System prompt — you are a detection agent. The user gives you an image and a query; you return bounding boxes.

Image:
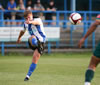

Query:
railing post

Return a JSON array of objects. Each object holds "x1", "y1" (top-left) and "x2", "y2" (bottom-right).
[
  {"x1": 56, "y1": 11, "x2": 59, "y2": 26},
  {"x1": 1, "y1": 42, "x2": 5, "y2": 56},
  {"x1": 24, "y1": 0, "x2": 26, "y2": 6},
  {"x1": 70, "y1": 25, "x2": 74, "y2": 46},
  {"x1": 89, "y1": 0, "x2": 92, "y2": 20},
  {"x1": 63, "y1": 0, "x2": 67, "y2": 29},
  {"x1": 0, "y1": 10, "x2": 4, "y2": 27},
  {"x1": 83, "y1": 13, "x2": 88, "y2": 48},
  {"x1": 63, "y1": 12, "x2": 67, "y2": 29},
  {"x1": 48, "y1": 42, "x2": 51, "y2": 54},
  {"x1": 56, "y1": 41, "x2": 59, "y2": 48}
]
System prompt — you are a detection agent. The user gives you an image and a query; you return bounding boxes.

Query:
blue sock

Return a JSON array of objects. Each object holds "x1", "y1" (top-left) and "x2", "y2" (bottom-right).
[{"x1": 27, "y1": 63, "x2": 37, "y2": 77}]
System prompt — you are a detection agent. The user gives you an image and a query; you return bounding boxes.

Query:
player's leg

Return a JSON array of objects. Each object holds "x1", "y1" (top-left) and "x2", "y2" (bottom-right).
[
  {"x1": 27, "y1": 49, "x2": 40, "y2": 77},
  {"x1": 85, "y1": 56, "x2": 100, "y2": 85},
  {"x1": 32, "y1": 49, "x2": 40, "y2": 64},
  {"x1": 24, "y1": 36, "x2": 43, "y2": 81},
  {"x1": 24, "y1": 49, "x2": 40, "y2": 81},
  {"x1": 85, "y1": 42, "x2": 100, "y2": 85}
]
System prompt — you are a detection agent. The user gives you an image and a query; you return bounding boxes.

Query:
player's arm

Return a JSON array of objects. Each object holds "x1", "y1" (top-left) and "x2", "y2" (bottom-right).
[
  {"x1": 78, "y1": 20, "x2": 100, "y2": 48},
  {"x1": 31, "y1": 20, "x2": 41, "y2": 25},
  {"x1": 17, "y1": 30, "x2": 26, "y2": 43},
  {"x1": 84, "y1": 20, "x2": 100, "y2": 39},
  {"x1": 26, "y1": 19, "x2": 41, "y2": 25}
]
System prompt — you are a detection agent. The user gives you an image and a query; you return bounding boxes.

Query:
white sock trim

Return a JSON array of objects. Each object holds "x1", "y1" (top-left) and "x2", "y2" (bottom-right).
[
  {"x1": 26, "y1": 75, "x2": 30, "y2": 79},
  {"x1": 87, "y1": 68, "x2": 94, "y2": 71},
  {"x1": 85, "y1": 82, "x2": 91, "y2": 85}
]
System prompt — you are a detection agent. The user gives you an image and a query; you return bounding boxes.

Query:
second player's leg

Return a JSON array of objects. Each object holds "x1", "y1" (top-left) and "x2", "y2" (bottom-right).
[
  {"x1": 85, "y1": 55, "x2": 100, "y2": 85},
  {"x1": 88, "y1": 56, "x2": 100, "y2": 71}
]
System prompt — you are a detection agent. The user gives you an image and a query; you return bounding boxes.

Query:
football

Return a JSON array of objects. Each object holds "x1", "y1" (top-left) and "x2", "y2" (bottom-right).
[{"x1": 69, "y1": 13, "x2": 82, "y2": 25}]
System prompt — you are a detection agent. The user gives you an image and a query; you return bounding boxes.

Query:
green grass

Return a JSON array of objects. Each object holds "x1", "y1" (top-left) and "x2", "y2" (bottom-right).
[{"x1": 0, "y1": 53, "x2": 100, "y2": 85}]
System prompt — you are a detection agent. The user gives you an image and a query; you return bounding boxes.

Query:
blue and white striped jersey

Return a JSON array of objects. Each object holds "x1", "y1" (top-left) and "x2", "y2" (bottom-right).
[{"x1": 23, "y1": 18, "x2": 46, "y2": 43}]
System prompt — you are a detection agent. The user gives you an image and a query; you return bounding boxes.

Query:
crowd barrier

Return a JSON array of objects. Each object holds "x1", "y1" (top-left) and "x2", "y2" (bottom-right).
[{"x1": 0, "y1": 10, "x2": 100, "y2": 55}]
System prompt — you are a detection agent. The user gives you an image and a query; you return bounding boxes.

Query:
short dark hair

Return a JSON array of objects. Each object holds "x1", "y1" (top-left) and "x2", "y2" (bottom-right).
[{"x1": 24, "y1": 10, "x2": 32, "y2": 18}]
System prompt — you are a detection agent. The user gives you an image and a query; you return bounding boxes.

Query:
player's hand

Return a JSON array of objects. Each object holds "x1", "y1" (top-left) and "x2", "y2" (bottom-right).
[
  {"x1": 17, "y1": 38, "x2": 21, "y2": 44},
  {"x1": 78, "y1": 37, "x2": 85, "y2": 48}
]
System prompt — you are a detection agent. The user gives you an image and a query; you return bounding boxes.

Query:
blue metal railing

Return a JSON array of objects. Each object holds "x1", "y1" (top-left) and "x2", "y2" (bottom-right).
[
  {"x1": 0, "y1": 10, "x2": 100, "y2": 26},
  {"x1": 0, "y1": 10, "x2": 100, "y2": 55}
]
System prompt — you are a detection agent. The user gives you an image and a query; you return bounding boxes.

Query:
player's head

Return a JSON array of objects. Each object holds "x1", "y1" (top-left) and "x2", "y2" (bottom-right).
[{"x1": 24, "y1": 10, "x2": 33, "y2": 20}]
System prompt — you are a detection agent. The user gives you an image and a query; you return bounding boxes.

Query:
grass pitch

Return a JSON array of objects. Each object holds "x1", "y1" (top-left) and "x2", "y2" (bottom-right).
[{"x1": 0, "y1": 53, "x2": 100, "y2": 85}]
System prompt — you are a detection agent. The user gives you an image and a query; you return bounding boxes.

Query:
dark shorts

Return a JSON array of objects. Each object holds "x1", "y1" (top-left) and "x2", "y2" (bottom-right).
[
  {"x1": 28, "y1": 39, "x2": 45, "y2": 55},
  {"x1": 93, "y1": 42, "x2": 100, "y2": 58}
]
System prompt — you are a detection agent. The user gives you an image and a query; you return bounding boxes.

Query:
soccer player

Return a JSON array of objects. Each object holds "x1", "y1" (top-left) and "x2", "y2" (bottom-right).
[
  {"x1": 17, "y1": 10, "x2": 46, "y2": 81},
  {"x1": 78, "y1": 14, "x2": 100, "y2": 85}
]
